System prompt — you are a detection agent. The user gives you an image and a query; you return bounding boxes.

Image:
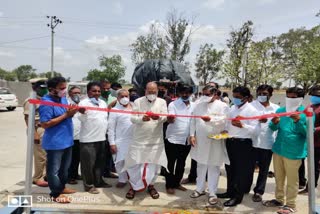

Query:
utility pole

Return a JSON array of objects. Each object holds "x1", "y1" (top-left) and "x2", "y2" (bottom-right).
[{"x1": 47, "y1": 16, "x2": 62, "y2": 78}]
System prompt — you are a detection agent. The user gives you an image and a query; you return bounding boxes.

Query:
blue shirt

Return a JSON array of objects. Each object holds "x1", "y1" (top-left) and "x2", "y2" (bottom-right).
[
  {"x1": 269, "y1": 106, "x2": 307, "y2": 159},
  {"x1": 39, "y1": 95, "x2": 74, "y2": 150}
]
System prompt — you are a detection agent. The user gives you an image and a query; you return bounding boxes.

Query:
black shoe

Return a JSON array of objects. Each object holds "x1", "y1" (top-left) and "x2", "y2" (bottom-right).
[
  {"x1": 224, "y1": 198, "x2": 241, "y2": 207},
  {"x1": 217, "y1": 192, "x2": 233, "y2": 199}
]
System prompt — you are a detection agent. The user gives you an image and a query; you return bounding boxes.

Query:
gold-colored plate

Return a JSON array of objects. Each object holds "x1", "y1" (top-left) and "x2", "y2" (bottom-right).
[{"x1": 208, "y1": 133, "x2": 229, "y2": 140}]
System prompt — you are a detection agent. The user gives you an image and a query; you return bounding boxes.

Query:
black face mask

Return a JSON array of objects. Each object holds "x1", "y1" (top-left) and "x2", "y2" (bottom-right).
[
  {"x1": 158, "y1": 91, "x2": 165, "y2": 98},
  {"x1": 130, "y1": 94, "x2": 139, "y2": 102}
]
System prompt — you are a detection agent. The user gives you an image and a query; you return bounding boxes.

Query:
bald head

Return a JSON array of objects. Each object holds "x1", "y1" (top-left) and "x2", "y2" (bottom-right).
[{"x1": 145, "y1": 82, "x2": 158, "y2": 95}]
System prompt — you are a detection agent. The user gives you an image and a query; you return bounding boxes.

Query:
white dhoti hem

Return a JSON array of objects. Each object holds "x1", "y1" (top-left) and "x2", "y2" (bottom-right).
[
  {"x1": 115, "y1": 160, "x2": 128, "y2": 183},
  {"x1": 126, "y1": 163, "x2": 160, "y2": 191},
  {"x1": 196, "y1": 163, "x2": 220, "y2": 197}
]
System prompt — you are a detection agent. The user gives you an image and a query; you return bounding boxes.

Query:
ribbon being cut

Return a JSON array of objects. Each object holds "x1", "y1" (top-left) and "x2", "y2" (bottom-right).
[{"x1": 28, "y1": 98, "x2": 313, "y2": 120}]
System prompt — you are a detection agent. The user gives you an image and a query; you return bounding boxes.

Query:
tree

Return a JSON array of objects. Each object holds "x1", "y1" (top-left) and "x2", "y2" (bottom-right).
[
  {"x1": 223, "y1": 20, "x2": 254, "y2": 86},
  {"x1": 86, "y1": 55, "x2": 126, "y2": 83},
  {"x1": 13, "y1": 65, "x2": 37, "y2": 82},
  {"x1": 130, "y1": 24, "x2": 168, "y2": 65},
  {"x1": 130, "y1": 9, "x2": 194, "y2": 65},
  {"x1": 38, "y1": 71, "x2": 62, "y2": 79},
  {"x1": 0, "y1": 68, "x2": 16, "y2": 81},
  {"x1": 195, "y1": 44, "x2": 224, "y2": 85}
]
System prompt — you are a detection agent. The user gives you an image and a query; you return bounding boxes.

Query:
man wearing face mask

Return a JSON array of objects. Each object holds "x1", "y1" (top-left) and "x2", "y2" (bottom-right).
[
  {"x1": 249, "y1": 85, "x2": 279, "y2": 202},
  {"x1": 299, "y1": 85, "x2": 320, "y2": 194},
  {"x1": 100, "y1": 80, "x2": 116, "y2": 105},
  {"x1": 165, "y1": 84, "x2": 194, "y2": 195},
  {"x1": 67, "y1": 86, "x2": 82, "y2": 185},
  {"x1": 217, "y1": 86, "x2": 260, "y2": 207},
  {"x1": 263, "y1": 87, "x2": 307, "y2": 214},
  {"x1": 23, "y1": 78, "x2": 49, "y2": 188},
  {"x1": 124, "y1": 82, "x2": 168, "y2": 200},
  {"x1": 189, "y1": 86, "x2": 229, "y2": 206},
  {"x1": 39, "y1": 77, "x2": 78, "y2": 203},
  {"x1": 108, "y1": 89, "x2": 133, "y2": 188},
  {"x1": 128, "y1": 87, "x2": 139, "y2": 103},
  {"x1": 110, "y1": 82, "x2": 122, "y2": 97},
  {"x1": 158, "y1": 82, "x2": 172, "y2": 105},
  {"x1": 78, "y1": 82, "x2": 111, "y2": 194}
]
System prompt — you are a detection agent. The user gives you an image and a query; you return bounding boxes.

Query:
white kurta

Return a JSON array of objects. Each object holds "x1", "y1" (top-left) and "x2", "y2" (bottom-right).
[
  {"x1": 124, "y1": 97, "x2": 168, "y2": 170},
  {"x1": 107, "y1": 103, "x2": 133, "y2": 163},
  {"x1": 190, "y1": 99, "x2": 230, "y2": 166}
]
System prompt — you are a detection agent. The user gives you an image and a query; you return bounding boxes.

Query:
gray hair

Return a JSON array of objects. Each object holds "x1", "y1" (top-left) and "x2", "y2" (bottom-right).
[{"x1": 116, "y1": 89, "x2": 129, "y2": 97}]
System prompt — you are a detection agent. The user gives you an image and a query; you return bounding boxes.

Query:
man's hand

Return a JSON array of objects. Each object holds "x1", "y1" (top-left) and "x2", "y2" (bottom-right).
[
  {"x1": 231, "y1": 116, "x2": 243, "y2": 128},
  {"x1": 201, "y1": 116, "x2": 211, "y2": 122},
  {"x1": 78, "y1": 107, "x2": 86, "y2": 114},
  {"x1": 142, "y1": 114, "x2": 151, "y2": 121},
  {"x1": 189, "y1": 136, "x2": 196, "y2": 147},
  {"x1": 290, "y1": 114, "x2": 300, "y2": 123},
  {"x1": 66, "y1": 107, "x2": 78, "y2": 117},
  {"x1": 151, "y1": 114, "x2": 160, "y2": 120},
  {"x1": 110, "y1": 145, "x2": 117, "y2": 154},
  {"x1": 167, "y1": 115, "x2": 176, "y2": 123},
  {"x1": 271, "y1": 116, "x2": 280, "y2": 125},
  {"x1": 259, "y1": 118, "x2": 268, "y2": 123}
]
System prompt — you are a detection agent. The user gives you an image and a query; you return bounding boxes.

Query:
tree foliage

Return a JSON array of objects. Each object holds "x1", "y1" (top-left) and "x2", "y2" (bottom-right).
[
  {"x1": 13, "y1": 65, "x2": 37, "y2": 82},
  {"x1": 86, "y1": 55, "x2": 126, "y2": 83},
  {"x1": 195, "y1": 44, "x2": 224, "y2": 85}
]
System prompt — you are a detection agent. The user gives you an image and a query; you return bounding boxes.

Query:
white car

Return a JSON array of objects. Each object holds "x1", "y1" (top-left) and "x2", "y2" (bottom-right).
[{"x1": 0, "y1": 87, "x2": 18, "y2": 111}]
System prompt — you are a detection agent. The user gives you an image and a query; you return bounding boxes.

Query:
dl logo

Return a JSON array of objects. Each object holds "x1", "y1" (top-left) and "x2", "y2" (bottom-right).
[{"x1": 8, "y1": 195, "x2": 32, "y2": 207}]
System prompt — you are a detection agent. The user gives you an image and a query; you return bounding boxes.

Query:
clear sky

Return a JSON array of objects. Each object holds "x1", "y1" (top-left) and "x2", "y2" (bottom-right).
[{"x1": 0, "y1": 0, "x2": 319, "y2": 83}]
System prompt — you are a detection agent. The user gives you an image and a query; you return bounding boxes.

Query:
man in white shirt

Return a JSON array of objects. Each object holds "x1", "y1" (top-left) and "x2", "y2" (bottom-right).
[
  {"x1": 67, "y1": 86, "x2": 82, "y2": 185},
  {"x1": 165, "y1": 84, "x2": 194, "y2": 195},
  {"x1": 250, "y1": 85, "x2": 279, "y2": 202},
  {"x1": 108, "y1": 89, "x2": 133, "y2": 188},
  {"x1": 124, "y1": 82, "x2": 168, "y2": 200},
  {"x1": 78, "y1": 82, "x2": 111, "y2": 194},
  {"x1": 217, "y1": 86, "x2": 260, "y2": 207},
  {"x1": 189, "y1": 86, "x2": 230, "y2": 206}
]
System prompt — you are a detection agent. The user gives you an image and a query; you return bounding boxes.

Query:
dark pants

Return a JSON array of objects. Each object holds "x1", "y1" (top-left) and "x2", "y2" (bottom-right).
[
  {"x1": 305, "y1": 148, "x2": 320, "y2": 188},
  {"x1": 165, "y1": 139, "x2": 191, "y2": 188},
  {"x1": 80, "y1": 141, "x2": 106, "y2": 190},
  {"x1": 253, "y1": 147, "x2": 273, "y2": 195},
  {"x1": 68, "y1": 140, "x2": 80, "y2": 180},
  {"x1": 46, "y1": 146, "x2": 72, "y2": 198},
  {"x1": 104, "y1": 136, "x2": 116, "y2": 176},
  {"x1": 187, "y1": 159, "x2": 197, "y2": 182},
  {"x1": 225, "y1": 138, "x2": 255, "y2": 201},
  {"x1": 299, "y1": 158, "x2": 307, "y2": 186}
]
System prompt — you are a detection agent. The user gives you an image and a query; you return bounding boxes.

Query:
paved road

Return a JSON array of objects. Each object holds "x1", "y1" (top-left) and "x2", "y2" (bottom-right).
[{"x1": 0, "y1": 107, "x2": 317, "y2": 213}]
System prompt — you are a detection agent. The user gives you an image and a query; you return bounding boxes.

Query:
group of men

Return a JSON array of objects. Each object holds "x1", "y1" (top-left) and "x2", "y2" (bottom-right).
[{"x1": 23, "y1": 76, "x2": 320, "y2": 214}]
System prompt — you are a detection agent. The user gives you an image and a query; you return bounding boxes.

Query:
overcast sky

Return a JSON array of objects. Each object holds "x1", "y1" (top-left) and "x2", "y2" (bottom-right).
[{"x1": 0, "y1": 0, "x2": 319, "y2": 83}]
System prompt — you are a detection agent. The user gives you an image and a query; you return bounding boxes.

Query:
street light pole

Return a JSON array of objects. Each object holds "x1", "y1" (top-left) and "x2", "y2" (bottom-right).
[{"x1": 47, "y1": 16, "x2": 62, "y2": 79}]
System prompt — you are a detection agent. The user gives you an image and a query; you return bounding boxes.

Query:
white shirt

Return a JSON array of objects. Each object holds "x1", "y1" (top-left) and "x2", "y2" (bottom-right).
[
  {"x1": 227, "y1": 102, "x2": 260, "y2": 139},
  {"x1": 67, "y1": 98, "x2": 81, "y2": 140},
  {"x1": 108, "y1": 103, "x2": 133, "y2": 163},
  {"x1": 166, "y1": 98, "x2": 194, "y2": 145},
  {"x1": 78, "y1": 97, "x2": 108, "y2": 143},
  {"x1": 251, "y1": 100, "x2": 279, "y2": 150}
]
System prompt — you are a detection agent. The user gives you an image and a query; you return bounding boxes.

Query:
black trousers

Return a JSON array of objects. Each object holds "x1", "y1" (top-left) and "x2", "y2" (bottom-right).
[
  {"x1": 253, "y1": 147, "x2": 273, "y2": 195},
  {"x1": 299, "y1": 158, "x2": 307, "y2": 186},
  {"x1": 68, "y1": 140, "x2": 80, "y2": 180},
  {"x1": 305, "y1": 147, "x2": 320, "y2": 188},
  {"x1": 104, "y1": 135, "x2": 116, "y2": 176},
  {"x1": 165, "y1": 139, "x2": 191, "y2": 188},
  {"x1": 225, "y1": 138, "x2": 255, "y2": 201},
  {"x1": 187, "y1": 159, "x2": 197, "y2": 182},
  {"x1": 80, "y1": 141, "x2": 106, "y2": 190}
]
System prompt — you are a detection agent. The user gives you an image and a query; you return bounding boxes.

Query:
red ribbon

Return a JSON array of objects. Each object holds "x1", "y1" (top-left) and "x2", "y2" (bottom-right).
[{"x1": 28, "y1": 99, "x2": 312, "y2": 120}]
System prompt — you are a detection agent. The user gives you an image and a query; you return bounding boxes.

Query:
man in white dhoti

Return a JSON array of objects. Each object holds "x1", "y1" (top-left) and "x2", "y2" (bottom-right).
[
  {"x1": 189, "y1": 85, "x2": 230, "y2": 206},
  {"x1": 108, "y1": 89, "x2": 133, "y2": 188},
  {"x1": 124, "y1": 82, "x2": 168, "y2": 199}
]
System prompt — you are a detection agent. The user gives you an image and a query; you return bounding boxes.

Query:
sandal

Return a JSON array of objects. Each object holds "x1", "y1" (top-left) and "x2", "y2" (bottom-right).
[
  {"x1": 262, "y1": 199, "x2": 283, "y2": 207},
  {"x1": 277, "y1": 205, "x2": 296, "y2": 214},
  {"x1": 125, "y1": 189, "x2": 135, "y2": 200},
  {"x1": 148, "y1": 185, "x2": 160, "y2": 199},
  {"x1": 190, "y1": 190, "x2": 206, "y2": 198},
  {"x1": 208, "y1": 196, "x2": 218, "y2": 205}
]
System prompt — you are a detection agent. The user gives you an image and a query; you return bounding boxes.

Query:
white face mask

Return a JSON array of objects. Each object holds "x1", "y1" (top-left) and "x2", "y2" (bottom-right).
[
  {"x1": 257, "y1": 96, "x2": 268, "y2": 103},
  {"x1": 146, "y1": 94, "x2": 157, "y2": 101},
  {"x1": 57, "y1": 89, "x2": 67, "y2": 98},
  {"x1": 285, "y1": 97, "x2": 303, "y2": 112},
  {"x1": 119, "y1": 97, "x2": 130, "y2": 105},
  {"x1": 199, "y1": 95, "x2": 212, "y2": 103}
]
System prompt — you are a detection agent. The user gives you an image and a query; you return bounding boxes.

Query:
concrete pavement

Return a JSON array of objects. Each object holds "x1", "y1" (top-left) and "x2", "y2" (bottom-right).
[{"x1": 0, "y1": 107, "x2": 317, "y2": 213}]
